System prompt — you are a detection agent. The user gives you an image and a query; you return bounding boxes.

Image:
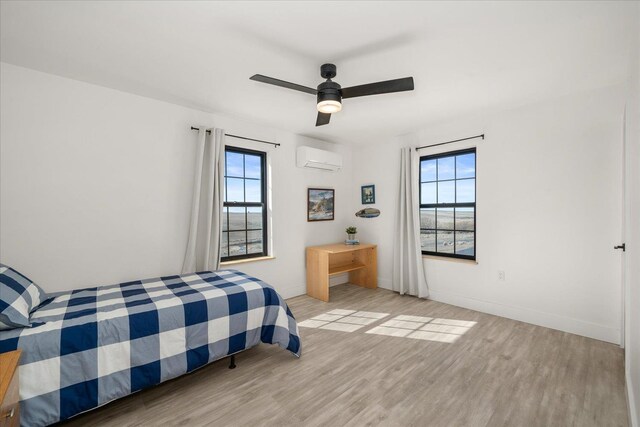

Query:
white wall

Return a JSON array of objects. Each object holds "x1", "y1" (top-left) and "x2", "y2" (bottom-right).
[
  {"x1": 351, "y1": 84, "x2": 626, "y2": 344},
  {"x1": 0, "y1": 63, "x2": 352, "y2": 299},
  {"x1": 624, "y1": 4, "x2": 640, "y2": 425}
]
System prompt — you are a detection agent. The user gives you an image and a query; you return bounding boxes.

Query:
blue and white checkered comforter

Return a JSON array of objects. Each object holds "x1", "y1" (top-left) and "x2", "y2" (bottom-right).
[{"x1": 0, "y1": 269, "x2": 301, "y2": 427}]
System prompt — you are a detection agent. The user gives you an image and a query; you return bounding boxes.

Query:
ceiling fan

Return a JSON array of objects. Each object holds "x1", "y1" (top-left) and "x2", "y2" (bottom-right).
[{"x1": 250, "y1": 64, "x2": 414, "y2": 126}]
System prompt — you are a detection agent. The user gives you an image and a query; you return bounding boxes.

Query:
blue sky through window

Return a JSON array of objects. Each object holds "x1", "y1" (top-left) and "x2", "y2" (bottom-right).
[
  {"x1": 224, "y1": 152, "x2": 262, "y2": 202},
  {"x1": 456, "y1": 179, "x2": 475, "y2": 202},
  {"x1": 438, "y1": 181, "x2": 455, "y2": 203},
  {"x1": 456, "y1": 154, "x2": 475, "y2": 178},
  {"x1": 244, "y1": 155, "x2": 261, "y2": 179},
  {"x1": 421, "y1": 159, "x2": 436, "y2": 181},
  {"x1": 437, "y1": 157, "x2": 455, "y2": 180},
  {"x1": 226, "y1": 151, "x2": 243, "y2": 177},
  {"x1": 245, "y1": 179, "x2": 261, "y2": 202},
  {"x1": 226, "y1": 178, "x2": 244, "y2": 202}
]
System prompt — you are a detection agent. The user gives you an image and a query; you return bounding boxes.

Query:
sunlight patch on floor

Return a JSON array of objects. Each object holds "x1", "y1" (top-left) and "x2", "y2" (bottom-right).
[
  {"x1": 367, "y1": 315, "x2": 477, "y2": 343},
  {"x1": 297, "y1": 310, "x2": 389, "y2": 332},
  {"x1": 298, "y1": 310, "x2": 476, "y2": 343}
]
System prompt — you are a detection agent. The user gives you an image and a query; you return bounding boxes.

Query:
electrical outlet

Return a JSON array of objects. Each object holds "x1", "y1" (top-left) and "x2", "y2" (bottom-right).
[{"x1": 498, "y1": 270, "x2": 506, "y2": 281}]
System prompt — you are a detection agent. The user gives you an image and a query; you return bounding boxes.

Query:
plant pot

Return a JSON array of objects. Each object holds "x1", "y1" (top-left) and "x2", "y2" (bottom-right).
[{"x1": 348, "y1": 234, "x2": 356, "y2": 240}]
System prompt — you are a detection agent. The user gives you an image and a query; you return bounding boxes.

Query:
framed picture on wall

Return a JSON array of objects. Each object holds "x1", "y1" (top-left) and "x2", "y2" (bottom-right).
[
  {"x1": 308, "y1": 188, "x2": 335, "y2": 221},
  {"x1": 361, "y1": 184, "x2": 375, "y2": 204}
]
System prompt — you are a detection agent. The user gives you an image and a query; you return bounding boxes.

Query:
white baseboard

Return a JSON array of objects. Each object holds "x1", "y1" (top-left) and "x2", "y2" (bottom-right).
[
  {"x1": 629, "y1": 370, "x2": 639, "y2": 427},
  {"x1": 425, "y1": 289, "x2": 620, "y2": 344},
  {"x1": 378, "y1": 277, "x2": 392, "y2": 289}
]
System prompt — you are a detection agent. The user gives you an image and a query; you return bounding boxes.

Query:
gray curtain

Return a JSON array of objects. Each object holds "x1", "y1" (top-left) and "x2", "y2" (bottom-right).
[
  {"x1": 392, "y1": 147, "x2": 429, "y2": 298},
  {"x1": 182, "y1": 128, "x2": 225, "y2": 273}
]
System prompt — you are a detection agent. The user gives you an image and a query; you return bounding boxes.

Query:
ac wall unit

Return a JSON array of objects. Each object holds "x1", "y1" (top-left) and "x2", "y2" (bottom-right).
[{"x1": 296, "y1": 146, "x2": 342, "y2": 172}]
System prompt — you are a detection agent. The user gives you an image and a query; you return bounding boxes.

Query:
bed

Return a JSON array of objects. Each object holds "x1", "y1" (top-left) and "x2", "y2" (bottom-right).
[{"x1": 0, "y1": 269, "x2": 301, "y2": 427}]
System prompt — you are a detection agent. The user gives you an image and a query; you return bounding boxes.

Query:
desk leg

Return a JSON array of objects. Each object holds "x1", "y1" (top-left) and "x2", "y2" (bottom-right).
[
  {"x1": 351, "y1": 247, "x2": 377, "y2": 289},
  {"x1": 306, "y1": 249, "x2": 330, "y2": 302}
]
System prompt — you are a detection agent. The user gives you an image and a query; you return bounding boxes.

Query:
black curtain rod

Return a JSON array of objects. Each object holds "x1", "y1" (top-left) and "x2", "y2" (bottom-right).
[
  {"x1": 190, "y1": 127, "x2": 280, "y2": 148},
  {"x1": 415, "y1": 134, "x2": 484, "y2": 151}
]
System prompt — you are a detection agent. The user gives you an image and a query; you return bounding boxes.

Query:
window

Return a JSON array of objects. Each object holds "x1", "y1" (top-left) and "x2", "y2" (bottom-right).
[
  {"x1": 419, "y1": 148, "x2": 476, "y2": 260},
  {"x1": 222, "y1": 146, "x2": 267, "y2": 261}
]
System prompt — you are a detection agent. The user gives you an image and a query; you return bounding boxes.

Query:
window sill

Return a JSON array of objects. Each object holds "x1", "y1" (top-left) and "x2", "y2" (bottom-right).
[
  {"x1": 422, "y1": 255, "x2": 478, "y2": 265},
  {"x1": 220, "y1": 256, "x2": 276, "y2": 266}
]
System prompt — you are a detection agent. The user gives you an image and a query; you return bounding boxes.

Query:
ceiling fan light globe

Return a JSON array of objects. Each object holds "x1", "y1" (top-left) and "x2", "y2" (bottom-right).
[{"x1": 317, "y1": 100, "x2": 342, "y2": 114}]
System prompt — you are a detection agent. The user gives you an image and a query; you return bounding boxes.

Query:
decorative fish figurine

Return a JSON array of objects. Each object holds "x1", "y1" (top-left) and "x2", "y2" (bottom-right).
[{"x1": 355, "y1": 208, "x2": 380, "y2": 218}]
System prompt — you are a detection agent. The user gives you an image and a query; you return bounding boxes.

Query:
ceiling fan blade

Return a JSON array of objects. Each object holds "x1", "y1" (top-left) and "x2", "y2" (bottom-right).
[
  {"x1": 250, "y1": 74, "x2": 317, "y2": 95},
  {"x1": 341, "y1": 77, "x2": 414, "y2": 99},
  {"x1": 316, "y1": 112, "x2": 331, "y2": 126}
]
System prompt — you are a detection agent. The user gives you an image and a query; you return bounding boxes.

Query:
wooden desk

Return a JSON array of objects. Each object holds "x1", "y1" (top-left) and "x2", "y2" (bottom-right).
[
  {"x1": 306, "y1": 243, "x2": 377, "y2": 302},
  {"x1": 0, "y1": 350, "x2": 21, "y2": 427}
]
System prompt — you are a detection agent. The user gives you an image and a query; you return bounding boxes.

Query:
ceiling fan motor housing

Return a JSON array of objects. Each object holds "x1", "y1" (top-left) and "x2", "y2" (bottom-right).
[
  {"x1": 320, "y1": 63, "x2": 337, "y2": 79},
  {"x1": 317, "y1": 80, "x2": 342, "y2": 104}
]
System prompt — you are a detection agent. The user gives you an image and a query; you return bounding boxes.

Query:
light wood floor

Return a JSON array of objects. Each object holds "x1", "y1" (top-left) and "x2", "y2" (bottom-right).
[{"x1": 62, "y1": 284, "x2": 628, "y2": 427}]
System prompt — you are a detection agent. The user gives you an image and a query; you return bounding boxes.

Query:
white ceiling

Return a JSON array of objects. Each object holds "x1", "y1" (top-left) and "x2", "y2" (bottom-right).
[{"x1": 1, "y1": 1, "x2": 636, "y2": 145}]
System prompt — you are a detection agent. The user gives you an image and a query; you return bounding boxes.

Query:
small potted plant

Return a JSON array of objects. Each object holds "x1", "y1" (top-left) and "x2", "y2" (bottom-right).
[{"x1": 345, "y1": 226, "x2": 357, "y2": 241}]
